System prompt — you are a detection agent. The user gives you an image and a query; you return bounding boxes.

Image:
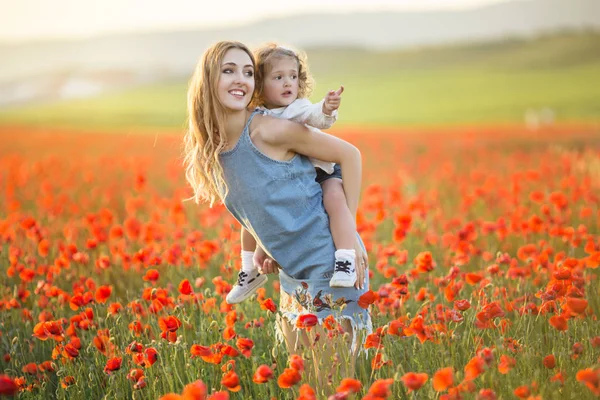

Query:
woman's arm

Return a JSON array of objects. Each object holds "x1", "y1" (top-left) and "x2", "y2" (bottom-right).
[{"x1": 262, "y1": 118, "x2": 362, "y2": 220}]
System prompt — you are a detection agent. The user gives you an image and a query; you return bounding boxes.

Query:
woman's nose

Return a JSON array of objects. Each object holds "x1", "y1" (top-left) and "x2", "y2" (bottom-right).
[{"x1": 233, "y1": 71, "x2": 246, "y2": 84}]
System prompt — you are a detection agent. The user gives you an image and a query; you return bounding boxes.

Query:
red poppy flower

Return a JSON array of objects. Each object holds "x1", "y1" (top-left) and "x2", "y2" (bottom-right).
[
  {"x1": 336, "y1": 378, "x2": 361, "y2": 394},
  {"x1": 565, "y1": 297, "x2": 588, "y2": 314},
  {"x1": 464, "y1": 356, "x2": 486, "y2": 380},
  {"x1": 191, "y1": 345, "x2": 212, "y2": 358},
  {"x1": 365, "y1": 378, "x2": 394, "y2": 398},
  {"x1": 127, "y1": 368, "x2": 144, "y2": 383},
  {"x1": 477, "y1": 388, "x2": 497, "y2": 400},
  {"x1": 465, "y1": 273, "x2": 483, "y2": 285},
  {"x1": 358, "y1": 290, "x2": 379, "y2": 309},
  {"x1": 235, "y1": 337, "x2": 254, "y2": 358},
  {"x1": 178, "y1": 279, "x2": 193, "y2": 295},
  {"x1": 260, "y1": 298, "x2": 277, "y2": 313},
  {"x1": 277, "y1": 368, "x2": 301, "y2": 389},
  {"x1": 143, "y1": 347, "x2": 158, "y2": 367},
  {"x1": 221, "y1": 370, "x2": 241, "y2": 392},
  {"x1": 60, "y1": 376, "x2": 75, "y2": 389},
  {"x1": 62, "y1": 343, "x2": 79, "y2": 359},
  {"x1": 0, "y1": 375, "x2": 18, "y2": 396},
  {"x1": 297, "y1": 384, "x2": 316, "y2": 400},
  {"x1": 223, "y1": 326, "x2": 236, "y2": 341},
  {"x1": 414, "y1": 251, "x2": 436, "y2": 273},
  {"x1": 182, "y1": 380, "x2": 207, "y2": 399},
  {"x1": 158, "y1": 316, "x2": 181, "y2": 332},
  {"x1": 220, "y1": 344, "x2": 239, "y2": 358},
  {"x1": 454, "y1": 299, "x2": 471, "y2": 311},
  {"x1": 401, "y1": 372, "x2": 428, "y2": 392},
  {"x1": 372, "y1": 352, "x2": 392, "y2": 370},
  {"x1": 108, "y1": 302, "x2": 123, "y2": 315},
  {"x1": 514, "y1": 385, "x2": 530, "y2": 398},
  {"x1": 252, "y1": 365, "x2": 273, "y2": 384},
  {"x1": 549, "y1": 315, "x2": 568, "y2": 331},
  {"x1": 323, "y1": 315, "x2": 338, "y2": 331},
  {"x1": 289, "y1": 354, "x2": 304, "y2": 372},
  {"x1": 296, "y1": 314, "x2": 318, "y2": 331},
  {"x1": 543, "y1": 354, "x2": 556, "y2": 369},
  {"x1": 498, "y1": 355, "x2": 516, "y2": 374},
  {"x1": 104, "y1": 357, "x2": 122, "y2": 374},
  {"x1": 33, "y1": 320, "x2": 64, "y2": 342},
  {"x1": 21, "y1": 363, "x2": 37, "y2": 374},
  {"x1": 551, "y1": 371, "x2": 566, "y2": 385},
  {"x1": 143, "y1": 269, "x2": 160, "y2": 282},
  {"x1": 433, "y1": 367, "x2": 454, "y2": 391}
]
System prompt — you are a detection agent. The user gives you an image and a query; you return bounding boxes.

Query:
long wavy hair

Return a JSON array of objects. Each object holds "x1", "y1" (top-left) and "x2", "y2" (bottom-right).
[
  {"x1": 183, "y1": 41, "x2": 255, "y2": 206},
  {"x1": 250, "y1": 43, "x2": 314, "y2": 109}
]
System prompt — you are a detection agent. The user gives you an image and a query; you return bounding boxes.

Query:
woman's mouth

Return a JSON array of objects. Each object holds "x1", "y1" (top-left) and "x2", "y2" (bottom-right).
[{"x1": 229, "y1": 89, "x2": 246, "y2": 99}]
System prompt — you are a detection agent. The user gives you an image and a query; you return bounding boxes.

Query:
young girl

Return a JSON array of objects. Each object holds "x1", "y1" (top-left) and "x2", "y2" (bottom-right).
[{"x1": 226, "y1": 44, "x2": 364, "y2": 304}]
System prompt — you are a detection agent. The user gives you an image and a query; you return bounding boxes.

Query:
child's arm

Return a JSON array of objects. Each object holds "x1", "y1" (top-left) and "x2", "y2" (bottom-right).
[{"x1": 283, "y1": 86, "x2": 344, "y2": 130}]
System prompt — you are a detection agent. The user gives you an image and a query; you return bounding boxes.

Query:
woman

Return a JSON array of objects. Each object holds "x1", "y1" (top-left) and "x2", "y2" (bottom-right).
[{"x1": 183, "y1": 41, "x2": 372, "y2": 393}]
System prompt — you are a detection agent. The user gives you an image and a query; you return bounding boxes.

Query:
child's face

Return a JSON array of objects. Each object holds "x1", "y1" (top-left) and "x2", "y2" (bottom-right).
[
  {"x1": 262, "y1": 57, "x2": 299, "y2": 109},
  {"x1": 217, "y1": 48, "x2": 255, "y2": 112}
]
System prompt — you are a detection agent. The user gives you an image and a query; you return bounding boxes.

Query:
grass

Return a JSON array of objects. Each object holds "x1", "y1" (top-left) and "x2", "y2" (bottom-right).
[{"x1": 0, "y1": 30, "x2": 599, "y2": 130}]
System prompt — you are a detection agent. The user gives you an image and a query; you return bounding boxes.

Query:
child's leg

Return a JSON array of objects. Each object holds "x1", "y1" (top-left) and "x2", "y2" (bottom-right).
[
  {"x1": 225, "y1": 227, "x2": 267, "y2": 304},
  {"x1": 241, "y1": 227, "x2": 257, "y2": 271},
  {"x1": 322, "y1": 178, "x2": 358, "y2": 288},
  {"x1": 321, "y1": 178, "x2": 356, "y2": 250}
]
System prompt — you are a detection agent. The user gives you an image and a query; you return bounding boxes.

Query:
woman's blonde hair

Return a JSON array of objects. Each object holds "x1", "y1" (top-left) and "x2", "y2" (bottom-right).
[
  {"x1": 251, "y1": 43, "x2": 313, "y2": 109},
  {"x1": 183, "y1": 41, "x2": 255, "y2": 206}
]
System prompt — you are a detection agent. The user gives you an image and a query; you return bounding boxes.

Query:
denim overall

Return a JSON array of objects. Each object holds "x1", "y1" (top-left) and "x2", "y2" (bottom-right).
[{"x1": 219, "y1": 109, "x2": 372, "y2": 350}]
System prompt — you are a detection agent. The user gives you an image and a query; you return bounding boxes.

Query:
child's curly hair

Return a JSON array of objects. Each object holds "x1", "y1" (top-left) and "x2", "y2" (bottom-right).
[{"x1": 251, "y1": 43, "x2": 314, "y2": 109}]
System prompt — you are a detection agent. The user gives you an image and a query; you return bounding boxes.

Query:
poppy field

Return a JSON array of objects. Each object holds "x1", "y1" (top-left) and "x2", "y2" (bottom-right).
[{"x1": 1, "y1": 124, "x2": 599, "y2": 399}]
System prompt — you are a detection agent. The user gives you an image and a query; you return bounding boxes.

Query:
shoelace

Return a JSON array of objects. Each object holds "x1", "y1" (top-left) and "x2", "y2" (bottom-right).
[
  {"x1": 334, "y1": 260, "x2": 352, "y2": 274},
  {"x1": 236, "y1": 271, "x2": 248, "y2": 286}
]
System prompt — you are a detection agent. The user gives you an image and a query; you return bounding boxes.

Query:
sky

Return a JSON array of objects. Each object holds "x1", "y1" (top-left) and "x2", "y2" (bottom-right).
[{"x1": 1, "y1": 0, "x2": 509, "y2": 42}]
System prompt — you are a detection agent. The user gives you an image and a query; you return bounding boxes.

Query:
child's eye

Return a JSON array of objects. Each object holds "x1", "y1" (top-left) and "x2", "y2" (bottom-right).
[
  {"x1": 275, "y1": 75, "x2": 282, "y2": 80},
  {"x1": 292, "y1": 75, "x2": 298, "y2": 80}
]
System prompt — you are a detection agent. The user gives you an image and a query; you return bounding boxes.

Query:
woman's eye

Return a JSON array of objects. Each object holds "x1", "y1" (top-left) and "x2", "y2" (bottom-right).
[
  {"x1": 223, "y1": 69, "x2": 232, "y2": 74},
  {"x1": 245, "y1": 71, "x2": 254, "y2": 77}
]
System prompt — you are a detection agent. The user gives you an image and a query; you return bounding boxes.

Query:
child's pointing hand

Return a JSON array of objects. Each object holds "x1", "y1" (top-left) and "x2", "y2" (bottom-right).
[{"x1": 323, "y1": 85, "x2": 344, "y2": 116}]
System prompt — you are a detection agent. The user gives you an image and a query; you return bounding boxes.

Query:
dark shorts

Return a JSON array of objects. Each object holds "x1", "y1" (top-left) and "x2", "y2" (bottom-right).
[{"x1": 315, "y1": 163, "x2": 342, "y2": 185}]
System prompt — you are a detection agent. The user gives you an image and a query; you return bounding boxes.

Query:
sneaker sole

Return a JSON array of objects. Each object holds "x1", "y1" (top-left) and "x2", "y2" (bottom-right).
[
  {"x1": 329, "y1": 279, "x2": 356, "y2": 288},
  {"x1": 226, "y1": 275, "x2": 268, "y2": 304}
]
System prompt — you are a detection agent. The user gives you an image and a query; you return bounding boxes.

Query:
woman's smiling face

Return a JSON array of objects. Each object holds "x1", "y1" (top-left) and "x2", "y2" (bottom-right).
[{"x1": 218, "y1": 48, "x2": 255, "y2": 112}]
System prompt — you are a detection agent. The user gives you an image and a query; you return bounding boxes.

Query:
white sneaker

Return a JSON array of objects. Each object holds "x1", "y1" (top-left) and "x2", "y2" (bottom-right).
[
  {"x1": 329, "y1": 259, "x2": 357, "y2": 288},
  {"x1": 226, "y1": 270, "x2": 268, "y2": 304}
]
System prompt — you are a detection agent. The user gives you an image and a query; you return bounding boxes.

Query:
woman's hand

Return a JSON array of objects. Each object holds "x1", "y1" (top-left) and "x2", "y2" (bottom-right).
[
  {"x1": 354, "y1": 239, "x2": 368, "y2": 290},
  {"x1": 253, "y1": 246, "x2": 280, "y2": 274}
]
